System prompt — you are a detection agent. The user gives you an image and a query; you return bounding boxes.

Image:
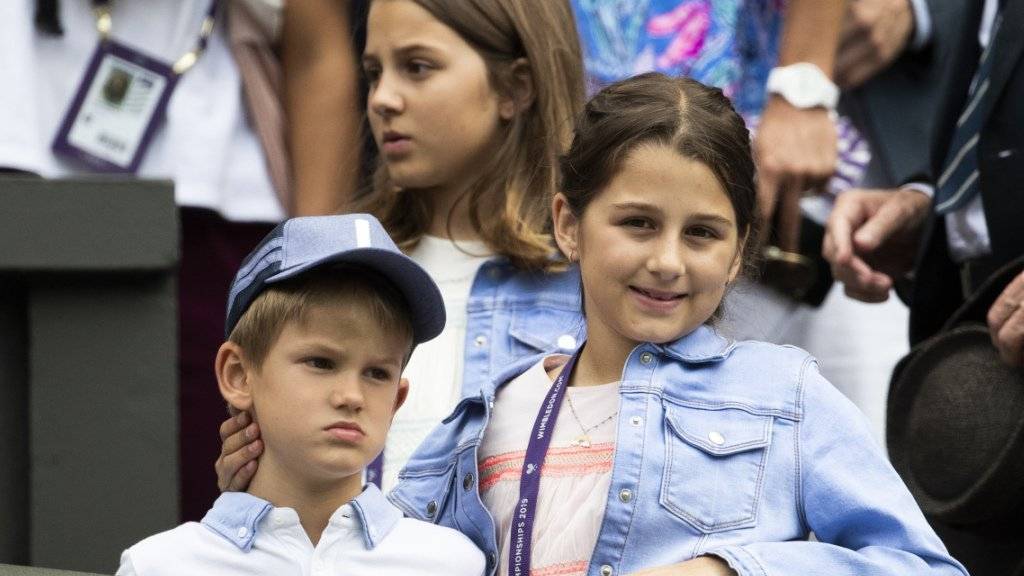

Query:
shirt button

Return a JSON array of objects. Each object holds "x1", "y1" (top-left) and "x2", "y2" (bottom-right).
[
  {"x1": 600, "y1": 565, "x2": 614, "y2": 576},
  {"x1": 618, "y1": 488, "x2": 633, "y2": 503},
  {"x1": 236, "y1": 526, "x2": 248, "y2": 539},
  {"x1": 639, "y1": 351, "x2": 654, "y2": 365},
  {"x1": 463, "y1": 472, "x2": 475, "y2": 491},
  {"x1": 556, "y1": 334, "x2": 577, "y2": 350},
  {"x1": 474, "y1": 335, "x2": 488, "y2": 347},
  {"x1": 708, "y1": 431, "x2": 726, "y2": 446},
  {"x1": 488, "y1": 267, "x2": 502, "y2": 280},
  {"x1": 426, "y1": 500, "x2": 438, "y2": 518},
  {"x1": 629, "y1": 415, "x2": 643, "y2": 427},
  {"x1": 488, "y1": 552, "x2": 497, "y2": 567}
]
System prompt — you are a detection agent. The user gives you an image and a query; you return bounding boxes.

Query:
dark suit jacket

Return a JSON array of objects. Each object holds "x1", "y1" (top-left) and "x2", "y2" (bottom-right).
[{"x1": 857, "y1": 0, "x2": 1024, "y2": 344}]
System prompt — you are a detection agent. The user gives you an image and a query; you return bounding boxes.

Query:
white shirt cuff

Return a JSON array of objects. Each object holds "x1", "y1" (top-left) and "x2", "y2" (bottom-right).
[
  {"x1": 908, "y1": 0, "x2": 933, "y2": 49},
  {"x1": 901, "y1": 182, "x2": 934, "y2": 198}
]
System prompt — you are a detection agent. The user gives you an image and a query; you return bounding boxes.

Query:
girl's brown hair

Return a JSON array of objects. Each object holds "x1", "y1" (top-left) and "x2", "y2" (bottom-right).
[
  {"x1": 560, "y1": 72, "x2": 761, "y2": 271},
  {"x1": 353, "y1": 0, "x2": 585, "y2": 271}
]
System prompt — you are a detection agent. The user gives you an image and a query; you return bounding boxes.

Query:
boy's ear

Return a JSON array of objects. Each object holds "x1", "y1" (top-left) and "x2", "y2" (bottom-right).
[
  {"x1": 551, "y1": 193, "x2": 580, "y2": 262},
  {"x1": 499, "y1": 58, "x2": 535, "y2": 121},
  {"x1": 216, "y1": 341, "x2": 255, "y2": 412}
]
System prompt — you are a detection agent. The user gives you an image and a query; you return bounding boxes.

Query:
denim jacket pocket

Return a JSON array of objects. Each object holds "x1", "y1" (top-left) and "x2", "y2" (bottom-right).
[
  {"x1": 392, "y1": 463, "x2": 459, "y2": 528},
  {"x1": 660, "y1": 403, "x2": 772, "y2": 534},
  {"x1": 507, "y1": 306, "x2": 583, "y2": 358}
]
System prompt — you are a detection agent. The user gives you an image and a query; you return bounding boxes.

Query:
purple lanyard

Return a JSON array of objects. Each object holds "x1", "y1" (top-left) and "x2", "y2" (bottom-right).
[
  {"x1": 367, "y1": 452, "x2": 383, "y2": 488},
  {"x1": 508, "y1": 347, "x2": 581, "y2": 576}
]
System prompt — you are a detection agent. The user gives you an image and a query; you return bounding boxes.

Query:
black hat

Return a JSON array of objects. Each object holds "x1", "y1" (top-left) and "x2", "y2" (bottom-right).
[{"x1": 887, "y1": 257, "x2": 1024, "y2": 575}]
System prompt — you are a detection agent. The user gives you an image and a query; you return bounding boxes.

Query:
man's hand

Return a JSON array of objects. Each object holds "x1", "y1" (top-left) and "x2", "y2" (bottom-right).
[
  {"x1": 834, "y1": 0, "x2": 915, "y2": 89},
  {"x1": 822, "y1": 187, "x2": 930, "y2": 302},
  {"x1": 754, "y1": 96, "x2": 837, "y2": 251},
  {"x1": 627, "y1": 556, "x2": 737, "y2": 576},
  {"x1": 988, "y1": 271, "x2": 1024, "y2": 367}
]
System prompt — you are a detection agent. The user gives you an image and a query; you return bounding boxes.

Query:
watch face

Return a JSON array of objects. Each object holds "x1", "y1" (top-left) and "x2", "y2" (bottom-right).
[{"x1": 770, "y1": 64, "x2": 837, "y2": 109}]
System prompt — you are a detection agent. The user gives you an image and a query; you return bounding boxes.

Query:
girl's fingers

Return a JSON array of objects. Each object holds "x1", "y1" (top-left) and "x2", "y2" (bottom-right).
[
  {"x1": 219, "y1": 411, "x2": 249, "y2": 443},
  {"x1": 217, "y1": 436, "x2": 263, "y2": 492}
]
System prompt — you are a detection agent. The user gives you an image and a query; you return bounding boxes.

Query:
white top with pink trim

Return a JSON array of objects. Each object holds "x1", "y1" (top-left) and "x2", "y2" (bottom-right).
[{"x1": 479, "y1": 355, "x2": 620, "y2": 576}]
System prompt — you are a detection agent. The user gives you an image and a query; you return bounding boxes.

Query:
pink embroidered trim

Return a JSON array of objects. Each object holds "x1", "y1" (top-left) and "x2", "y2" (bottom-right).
[
  {"x1": 479, "y1": 443, "x2": 615, "y2": 493},
  {"x1": 532, "y1": 560, "x2": 589, "y2": 576}
]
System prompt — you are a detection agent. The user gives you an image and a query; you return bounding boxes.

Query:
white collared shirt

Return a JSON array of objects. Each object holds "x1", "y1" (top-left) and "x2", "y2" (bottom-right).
[{"x1": 116, "y1": 485, "x2": 485, "y2": 576}]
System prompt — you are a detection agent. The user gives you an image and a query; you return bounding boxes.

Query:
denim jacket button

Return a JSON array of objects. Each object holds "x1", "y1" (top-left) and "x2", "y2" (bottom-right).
[
  {"x1": 708, "y1": 431, "x2": 726, "y2": 446},
  {"x1": 426, "y1": 500, "x2": 438, "y2": 518},
  {"x1": 618, "y1": 488, "x2": 633, "y2": 503},
  {"x1": 474, "y1": 335, "x2": 488, "y2": 347},
  {"x1": 639, "y1": 351, "x2": 654, "y2": 365},
  {"x1": 463, "y1": 472, "x2": 475, "y2": 491},
  {"x1": 600, "y1": 565, "x2": 614, "y2": 576},
  {"x1": 556, "y1": 334, "x2": 577, "y2": 350},
  {"x1": 629, "y1": 415, "x2": 643, "y2": 427}
]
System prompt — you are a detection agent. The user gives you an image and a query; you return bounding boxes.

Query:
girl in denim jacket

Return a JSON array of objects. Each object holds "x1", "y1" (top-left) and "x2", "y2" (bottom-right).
[
  {"x1": 215, "y1": 0, "x2": 588, "y2": 492},
  {"x1": 388, "y1": 73, "x2": 968, "y2": 576}
]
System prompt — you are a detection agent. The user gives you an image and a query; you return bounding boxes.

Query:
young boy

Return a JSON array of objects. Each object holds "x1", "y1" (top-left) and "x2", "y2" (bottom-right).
[{"x1": 116, "y1": 214, "x2": 485, "y2": 575}]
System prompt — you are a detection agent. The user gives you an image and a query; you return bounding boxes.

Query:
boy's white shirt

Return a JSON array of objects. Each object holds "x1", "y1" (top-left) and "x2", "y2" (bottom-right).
[{"x1": 116, "y1": 485, "x2": 485, "y2": 576}]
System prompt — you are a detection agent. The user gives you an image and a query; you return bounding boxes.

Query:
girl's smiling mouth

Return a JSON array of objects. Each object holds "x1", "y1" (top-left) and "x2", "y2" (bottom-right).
[{"x1": 629, "y1": 285, "x2": 687, "y2": 312}]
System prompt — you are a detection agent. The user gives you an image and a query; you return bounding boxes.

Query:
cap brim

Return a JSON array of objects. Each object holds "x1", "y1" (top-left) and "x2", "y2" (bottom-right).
[{"x1": 266, "y1": 248, "x2": 445, "y2": 345}]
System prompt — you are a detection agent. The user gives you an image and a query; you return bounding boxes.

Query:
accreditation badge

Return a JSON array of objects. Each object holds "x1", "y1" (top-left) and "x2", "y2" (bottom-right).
[{"x1": 52, "y1": 40, "x2": 178, "y2": 173}]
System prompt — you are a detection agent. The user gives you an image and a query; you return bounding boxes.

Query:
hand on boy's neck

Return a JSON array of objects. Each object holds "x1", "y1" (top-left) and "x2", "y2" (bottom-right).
[{"x1": 246, "y1": 454, "x2": 364, "y2": 546}]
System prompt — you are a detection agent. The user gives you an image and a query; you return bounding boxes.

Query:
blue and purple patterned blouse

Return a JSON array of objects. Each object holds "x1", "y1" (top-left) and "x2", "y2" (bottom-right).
[{"x1": 572, "y1": 0, "x2": 868, "y2": 193}]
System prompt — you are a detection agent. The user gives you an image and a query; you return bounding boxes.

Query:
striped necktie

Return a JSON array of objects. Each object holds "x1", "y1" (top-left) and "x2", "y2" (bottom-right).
[{"x1": 934, "y1": 9, "x2": 1004, "y2": 215}]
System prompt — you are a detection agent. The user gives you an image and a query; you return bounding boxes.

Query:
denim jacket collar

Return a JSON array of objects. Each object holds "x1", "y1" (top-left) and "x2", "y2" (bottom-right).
[
  {"x1": 657, "y1": 324, "x2": 735, "y2": 363},
  {"x1": 202, "y1": 484, "x2": 400, "y2": 552}
]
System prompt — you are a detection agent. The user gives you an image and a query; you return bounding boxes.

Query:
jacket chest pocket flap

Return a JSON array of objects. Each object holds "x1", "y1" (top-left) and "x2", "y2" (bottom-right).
[
  {"x1": 660, "y1": 404, "x2": 773, "y2": 533},
  {"x1": 393, "y1": 462, "x2": 458, "y2": 527},
  {"x1": 507, "y1": 307, "x2": 582, "y2": 357}
]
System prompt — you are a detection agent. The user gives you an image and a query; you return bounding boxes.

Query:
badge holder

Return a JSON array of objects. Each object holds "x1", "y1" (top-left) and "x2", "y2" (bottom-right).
[
  {"x1": 52, "y1": 2, "x2": 216, "y2": 173},
  {"x1": 52, "y1": 40, "x2": 177, "y2": 173}
]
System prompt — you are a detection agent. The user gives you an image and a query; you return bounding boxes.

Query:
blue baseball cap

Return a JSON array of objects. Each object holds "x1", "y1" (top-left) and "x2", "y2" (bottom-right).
[{"x1": 224, "y1": 214, "x2": 445, "y2": 344}]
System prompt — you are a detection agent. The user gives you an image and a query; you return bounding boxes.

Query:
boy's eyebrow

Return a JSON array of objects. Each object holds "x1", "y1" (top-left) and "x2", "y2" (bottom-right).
[{"x1": 299, "y1": 339, "x2": 404, "y2": 367}]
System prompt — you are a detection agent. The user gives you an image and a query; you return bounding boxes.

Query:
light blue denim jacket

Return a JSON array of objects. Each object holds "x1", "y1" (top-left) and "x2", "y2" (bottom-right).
[
  {"x1": 458, "y1": 258, "x2": 584, "y2": 398},
  {"x1": 390, "y1": 323, "x2": 968, "y2": 576}
]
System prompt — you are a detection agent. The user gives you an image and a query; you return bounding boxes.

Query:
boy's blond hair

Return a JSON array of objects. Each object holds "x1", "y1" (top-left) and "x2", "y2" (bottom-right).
[{"x1": 227, "y1": 266, "x2": 414, "y2": 369}]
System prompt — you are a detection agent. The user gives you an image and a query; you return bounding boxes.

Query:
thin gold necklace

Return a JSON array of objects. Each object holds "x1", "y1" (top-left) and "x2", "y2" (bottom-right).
[{"x1": 565, "y1": 392, "x2": 617, "y2": 449}]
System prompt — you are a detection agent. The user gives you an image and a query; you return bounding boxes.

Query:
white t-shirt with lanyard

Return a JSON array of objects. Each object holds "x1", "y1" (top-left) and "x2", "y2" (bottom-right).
[{"x1": 0, "y1": 0, "x2": 282, "y2": 223}]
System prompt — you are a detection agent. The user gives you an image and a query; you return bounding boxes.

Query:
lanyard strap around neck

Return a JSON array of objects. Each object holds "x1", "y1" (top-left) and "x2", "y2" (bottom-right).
[
  {"x1": 91, "y1": 0, "x2": 220, "y2": 74},
  {"x1": 508, "y1": 347, "x2": 582, "y2": 576}
]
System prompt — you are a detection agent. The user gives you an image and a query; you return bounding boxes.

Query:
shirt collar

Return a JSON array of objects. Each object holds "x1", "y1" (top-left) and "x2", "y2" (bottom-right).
[
  {"x1": 201, "y1": 492, "x2": 273, "y2": 552},
  {"x1": 201, "y1": 485, "x2": 401, "y2": 552},
  {"x1": 346, "y1": 483, "x2": 402, "y2": 549}
]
